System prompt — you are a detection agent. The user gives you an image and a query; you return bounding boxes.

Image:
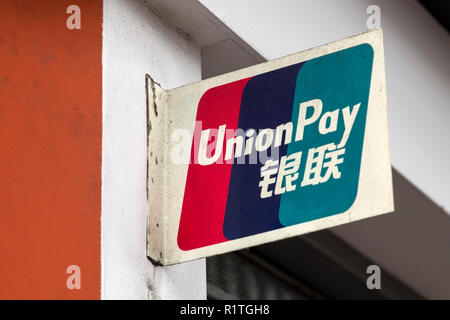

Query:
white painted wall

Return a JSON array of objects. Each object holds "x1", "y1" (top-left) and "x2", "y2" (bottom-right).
[
  {"x1": 199, "y1": 0, "x2": 450, "y2": 214},
  {"x1": 102, "y1": 0, "x2": 206, "y2": 299}
]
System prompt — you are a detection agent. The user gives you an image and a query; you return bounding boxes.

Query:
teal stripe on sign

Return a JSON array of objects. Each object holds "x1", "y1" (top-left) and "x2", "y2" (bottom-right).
[{"x1": 279, "y1": 43, "x2": 374, "y2": 227}]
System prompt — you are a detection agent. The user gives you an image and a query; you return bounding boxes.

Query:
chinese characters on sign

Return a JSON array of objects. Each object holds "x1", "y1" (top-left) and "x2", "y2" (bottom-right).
[{"x1": 260, "y1": 143, "x2": 346, "y2": 198}]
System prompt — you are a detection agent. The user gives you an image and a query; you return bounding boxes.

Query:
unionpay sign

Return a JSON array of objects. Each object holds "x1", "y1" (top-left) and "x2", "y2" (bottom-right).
[{"x1": 147, "y1": 30, "x2": 393, "y2": 265}]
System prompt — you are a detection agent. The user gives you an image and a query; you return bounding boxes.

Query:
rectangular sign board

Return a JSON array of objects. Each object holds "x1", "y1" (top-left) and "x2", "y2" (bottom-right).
[{"x1": 147, "y1": 29, "x2": 393, "y2": 265}]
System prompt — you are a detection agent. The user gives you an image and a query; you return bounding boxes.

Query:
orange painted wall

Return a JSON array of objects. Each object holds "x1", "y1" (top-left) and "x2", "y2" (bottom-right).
[{"x1": 0, "y1": 0, "x2": 102, "y2": 299}]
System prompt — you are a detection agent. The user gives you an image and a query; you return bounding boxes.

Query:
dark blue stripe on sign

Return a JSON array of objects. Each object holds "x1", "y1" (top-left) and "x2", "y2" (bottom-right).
[{"x1": 223, "y1": 62, "x2": 304, "y2": 240}]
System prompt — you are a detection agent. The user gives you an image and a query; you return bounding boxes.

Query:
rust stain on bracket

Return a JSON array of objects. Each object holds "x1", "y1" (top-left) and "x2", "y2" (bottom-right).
[{"x1": 145, "y1": 74, "x2": 168, "y2": 266}]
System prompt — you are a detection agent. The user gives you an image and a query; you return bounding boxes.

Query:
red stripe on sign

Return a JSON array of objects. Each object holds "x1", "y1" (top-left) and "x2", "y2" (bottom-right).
[{"x1": 177, "y1": 78, "x2": 251, "y2": 251}]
